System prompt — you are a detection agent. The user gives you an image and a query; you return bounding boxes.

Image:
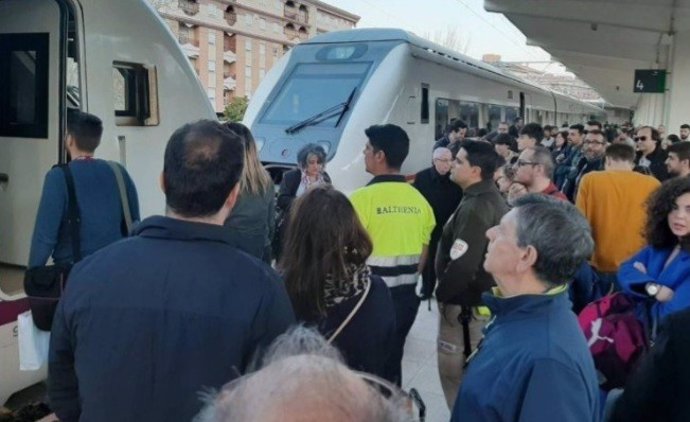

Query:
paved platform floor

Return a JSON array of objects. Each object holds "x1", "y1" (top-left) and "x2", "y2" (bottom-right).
[{"x1": 403, "y1": 299, "x2": 450, "y2": 422}]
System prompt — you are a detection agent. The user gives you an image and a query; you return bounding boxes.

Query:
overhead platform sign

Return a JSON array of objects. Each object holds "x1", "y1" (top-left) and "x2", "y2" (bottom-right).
[{"x1": 634, "y1": 70, "x2": 666, "y2": 93}]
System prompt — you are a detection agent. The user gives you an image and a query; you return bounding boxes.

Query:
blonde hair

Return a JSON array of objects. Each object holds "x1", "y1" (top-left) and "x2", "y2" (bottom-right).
[{"x1": 225, "y1": 122, "x2": 272, "y2": 195}]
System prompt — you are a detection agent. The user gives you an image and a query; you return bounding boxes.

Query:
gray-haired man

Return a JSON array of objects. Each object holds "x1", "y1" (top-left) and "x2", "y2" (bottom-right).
[{"x1": 451, "y1": 194, "x2": 599, "y2": 422}]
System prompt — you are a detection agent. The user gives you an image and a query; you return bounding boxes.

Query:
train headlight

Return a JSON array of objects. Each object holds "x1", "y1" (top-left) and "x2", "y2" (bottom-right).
[
  {"x1": 255, "y1": 137, "x2": 266, "y2": 152},
  {"x1": 317, "y1": 141, "x2": 331, "y2": 154}
]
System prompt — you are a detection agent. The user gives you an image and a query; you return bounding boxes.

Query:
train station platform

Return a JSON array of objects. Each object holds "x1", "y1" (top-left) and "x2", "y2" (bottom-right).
[{"x1": 403, "y1": 300, "x2": 450, "y2": 422}]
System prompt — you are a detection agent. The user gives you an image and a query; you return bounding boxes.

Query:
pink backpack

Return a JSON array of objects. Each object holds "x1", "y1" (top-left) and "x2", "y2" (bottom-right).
[{"x1": 577, "y1": 292, "x2": 650, "y2": 391}]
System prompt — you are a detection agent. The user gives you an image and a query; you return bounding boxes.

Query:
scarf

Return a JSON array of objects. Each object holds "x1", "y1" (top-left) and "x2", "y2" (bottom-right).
[
  {"x1": 323, "y1": 262, "x2": 370, "y2": 308},
  {"x1": 295, "y1": 171, "x2": 326, "y2": 197}
]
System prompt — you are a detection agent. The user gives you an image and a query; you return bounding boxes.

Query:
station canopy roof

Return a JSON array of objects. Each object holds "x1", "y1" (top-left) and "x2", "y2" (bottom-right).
[{"x1": 484, "y1": 0, "x2": 688, "y2": 109}]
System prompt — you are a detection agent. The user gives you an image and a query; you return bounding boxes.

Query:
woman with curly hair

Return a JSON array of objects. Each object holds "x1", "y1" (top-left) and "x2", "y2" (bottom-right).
[
  {"x1": 618, "y1": 176, "x2": 690, "y2": 322},
  {"x1": 279, "y1": 185, "x2": 395, "y2": 380}
]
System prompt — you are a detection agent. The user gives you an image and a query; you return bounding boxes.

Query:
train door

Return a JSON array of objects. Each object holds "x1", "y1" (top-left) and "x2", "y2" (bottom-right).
[
  {"x1": 0, "y1": 0, "x2": 66, "y2": 404},
  {"x1": 519, "y1": 92, "x2": 525, "y2": 121}
]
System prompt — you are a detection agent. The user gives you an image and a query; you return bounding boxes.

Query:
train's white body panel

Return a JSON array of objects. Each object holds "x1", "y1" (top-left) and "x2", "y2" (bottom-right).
[
  {"x1": 244, "y1": 28, "x2": 603, "y2": 193},
  {"x1": 0, "y1": 0, "x2": 215, "y2": 405}
]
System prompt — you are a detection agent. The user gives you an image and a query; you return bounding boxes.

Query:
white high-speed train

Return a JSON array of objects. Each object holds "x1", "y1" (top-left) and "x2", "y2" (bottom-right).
[
  {"x1": 244, "y1": 28, "x2": 604, "y2": 192},
  {"x1": 0, "y1": 0, "x2": 215, "y2": 405}
]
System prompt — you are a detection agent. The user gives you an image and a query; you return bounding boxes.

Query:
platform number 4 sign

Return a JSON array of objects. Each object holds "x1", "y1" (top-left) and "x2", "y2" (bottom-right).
[{"x1": 634, "y1": 69, "x2": 666, "y2": 93}]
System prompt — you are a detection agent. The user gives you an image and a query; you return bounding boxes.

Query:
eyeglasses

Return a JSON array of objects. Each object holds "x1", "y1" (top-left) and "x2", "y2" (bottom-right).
[
  {"x1": 516, "y1": 159, "x2": 537, "y2": 167},
  {"x1": 634, "y1": 136, "x2": 649, "y2": 142},
  {"x1": 583, "y1": 140, "x2": 606, "y2": 146}
]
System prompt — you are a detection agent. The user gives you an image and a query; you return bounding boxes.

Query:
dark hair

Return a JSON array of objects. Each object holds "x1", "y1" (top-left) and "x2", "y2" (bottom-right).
[
  {"x1": 512, "y1": 194, "x2": 594, "y2": 286},
  {"x1": 447, "y1": 119, "x2": 467, "y2": 134},
  {"x1": 460, "y1": 140, "x2": 501, "y2": 180},
  {"x1": 569, "y1": 124, "x2": 585, "y2": 135},
  {"x1": 280, "y1": 185, "x2": 373, "y2": 321},
  {"x1": 297, "y1": 143, "x2": 327, "y2": 169},
  {"x1": 493, "y1": 133, "x2": 514, "y2": 147},
  {"x1": 681, "y1": 124, "x2": 690, "y2": 130},
  {"x1": 513, "y1": 116, "x2": 523, "y2": 124},
  {"x1": 586, "y1": 120, "x2": 602, "y2": 130},
  {"x1": 605, "y1": 143, "x2": 635, "y2": 162},
  {"x1": 543, "y1": 125, "x2": 552, "y2": 132},
  {"x1": 67, "y1": 110, "x2": 103, "y2": 152},
  {"x1": 477, "y1": 128, "x2": 488, "y2": 138},
  {"x1": 163, "y1": 120, "x2": 244, "y2": 217},
  {"x1": 555, "y1": 130, "x2": 568, "y2": 145},
  {"x1": 638, "y1": 126, "x2": 661, "y2": 143},
  {"x1": 645, "y1": 177, "x2": 690, "y2": 251},
  {"x1": 519, "y1": 123, "x2": 544, "y2": 142},
  {"x1": 364, "y1": 124, "x2": 409, "y2": 169},
  {"x1": 667, "y1": 134, "x2": 681, "y2": 144},
  {"x1": 448, "y1": 140, "x2": 462, "y2": 158},
  {"x1": 585, "y1": 129, "x2": 605, "y2": 138},
  {"x1": 667, "y1": 141, "x2": 690, "y2": 163}
]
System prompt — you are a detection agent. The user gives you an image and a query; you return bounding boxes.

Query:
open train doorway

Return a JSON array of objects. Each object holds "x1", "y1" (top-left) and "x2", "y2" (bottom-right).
[{"x1": 0, "y1": 0, "x2": 79, "y2": 406}]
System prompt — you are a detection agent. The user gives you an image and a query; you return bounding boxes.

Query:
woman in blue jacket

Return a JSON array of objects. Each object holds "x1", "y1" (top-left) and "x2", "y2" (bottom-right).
[
  {"x1": 618, "y1": 177, "x2": 690, "y2": 323},
  {"x1": 279, "y1": 185, "x2": 395, "y2": 380}
]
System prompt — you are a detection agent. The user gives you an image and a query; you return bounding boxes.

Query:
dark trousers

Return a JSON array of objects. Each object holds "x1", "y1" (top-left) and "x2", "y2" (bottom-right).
[
  {"x1": 421, "y1": 232, "x2": 441, "y2": 299},
  {"x1": 383, "y1": 283, "x2": 421, "y2": 385}
]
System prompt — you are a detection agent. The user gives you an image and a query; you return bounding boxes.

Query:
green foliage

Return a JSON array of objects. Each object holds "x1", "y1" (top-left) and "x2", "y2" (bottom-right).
[{"x1": 224, "y1": 96, "x2": 249, "y2": 122}]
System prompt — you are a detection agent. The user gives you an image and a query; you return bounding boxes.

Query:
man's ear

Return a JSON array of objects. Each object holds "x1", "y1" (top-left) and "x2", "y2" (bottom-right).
[
  {"x1": 516, "y1": 245, "x2": 538, "y2": 273},
  {"x1": 224, "y1": 183, "x2": 240, "y2": 212},
  {"x1": 159, "y1": 172, "x2": 166, "y2": 195}
]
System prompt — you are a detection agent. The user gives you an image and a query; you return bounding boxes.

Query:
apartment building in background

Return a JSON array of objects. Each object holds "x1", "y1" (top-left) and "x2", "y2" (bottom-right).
[{"x1": 151, "y1": 0, "x2": 359, "y2": 113}]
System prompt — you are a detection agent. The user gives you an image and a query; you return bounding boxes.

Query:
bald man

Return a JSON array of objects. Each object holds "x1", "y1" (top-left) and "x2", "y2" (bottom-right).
[{"x1": 197, "y1": 328, "x2": 410, "y2": 422}]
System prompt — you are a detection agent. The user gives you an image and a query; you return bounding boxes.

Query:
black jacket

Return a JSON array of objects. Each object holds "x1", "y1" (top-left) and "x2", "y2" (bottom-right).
[
  {"x1": 435, "y1": 179, "x2": 509, "y2": 306},
  {"x1": 318, "y1": 276, "x2": 395, "y2": 380},
  {"x1": 611, "y1": 308, "x2": 690, "y2": 422},
  {"x1": 635, "y1": 146, "x2": 670, "y2": 181},
  {"x1": 49, "y1": 216, "x2": 295, "y2": 422},
  {"x1": 277, "y1": 169, "x2": 332, "y2": 214},
  {"x1": 224, "y1": 183, "x2": 276, "y2": 263},
  {"x1": 412, "y1": 166, "x2": 463, "y2": 246}
]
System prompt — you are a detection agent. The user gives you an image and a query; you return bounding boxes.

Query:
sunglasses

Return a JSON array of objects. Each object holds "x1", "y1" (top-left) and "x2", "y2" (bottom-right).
[{"x1": 634, "y1": 136, "x2": 649, "y2": 142}]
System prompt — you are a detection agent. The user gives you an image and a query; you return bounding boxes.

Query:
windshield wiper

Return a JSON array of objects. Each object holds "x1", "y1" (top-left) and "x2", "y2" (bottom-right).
[{"x1": 284, "y1": 87, "x2": 357, "y2": 135}]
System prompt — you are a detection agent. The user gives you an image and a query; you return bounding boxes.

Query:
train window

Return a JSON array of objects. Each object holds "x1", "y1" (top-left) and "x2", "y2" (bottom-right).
[
  {"x1": 0, "y1": 33, "x2": 49, "y2": 138},
  {"x1": 458, "y1": 102, "x2": 479, "y2": 131},
  {"x1": 435, "y1": 98, "x2": 449, "y2": 139},
  {"x1": 260, "y1": 62, "x2": 370, "y2": 126},
  {"x1": 505, "y1": 107, "x2": 519, "y2": 125},
  {"x1": 488, "y1": 105, "x2": 502, "y2": 131},
  {"x1": 316, "y1": 44, "x2": 368, "y2": 61},
  {"x1": 420, "y1": 84, "x2": 429, "y2": 124},
  {"x1": 113, "y1": 62, "x2": 159, "y2": 127}
]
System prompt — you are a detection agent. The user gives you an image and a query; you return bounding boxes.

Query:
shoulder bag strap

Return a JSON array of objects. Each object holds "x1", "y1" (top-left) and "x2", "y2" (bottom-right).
[
  {"x1": 59, "y1": 164, "x2": 82, "y2": 262},
  {"x1": 107, "y1": 161, "x2": 133, "y2": 235},
  {"x1": 327, "y1": 280, "x2": 372, "y2": 344}
]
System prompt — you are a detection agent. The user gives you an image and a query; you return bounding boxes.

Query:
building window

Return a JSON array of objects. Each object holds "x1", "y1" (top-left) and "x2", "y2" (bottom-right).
[
  {"x1": 260, "y1": 18, "x2": 266, "y2": 30},
  {"x1": 245, "y1": 13, "x2": 253, "y2": 26},
  {"x1": 208, "y1": 60, "x2": 216, "y2": 71},
  {"x1": 208, "y1": 71, "x2": 216, "y2": 88},
  {"x1": 207, "y1": 88, "x2": 216, "y2": 102},
  {"x1": 208, "y1": 32, "x2": 216, "y2": 45},
  {"x1": 259, "y1": 43, "x2": 266, "y2": 68}
]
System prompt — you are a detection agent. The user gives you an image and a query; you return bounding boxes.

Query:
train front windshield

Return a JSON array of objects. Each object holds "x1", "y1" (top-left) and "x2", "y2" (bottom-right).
[{"x1": 260, "y1": 62, "x2": 371, "y2": 126}]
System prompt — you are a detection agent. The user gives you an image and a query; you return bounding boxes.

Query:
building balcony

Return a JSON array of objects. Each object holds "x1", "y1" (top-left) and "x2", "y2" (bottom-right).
[
  {"x1": 224, "y1": 12, "x2": 237, "y2": 26},
  {"x1": 223, "y1": 50, "x2": 237, "y2": 64},
  {"x1": 178, "y1": 34, "x2": 199, "y2": 47},
  {"x1": 224, "y1": 75, "x2": 237, "y2": 91},
  {"x1": 178, "y1": 0, "x2": 199, "y2": 16}
]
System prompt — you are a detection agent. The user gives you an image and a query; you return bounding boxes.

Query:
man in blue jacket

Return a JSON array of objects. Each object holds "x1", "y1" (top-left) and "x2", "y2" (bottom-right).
[
  {"x1": 451, "y1": 194, "x2": 599, "y2": 422},
  {"x1": 48, "y1": 120, "x2": 295, "y2": 422}
]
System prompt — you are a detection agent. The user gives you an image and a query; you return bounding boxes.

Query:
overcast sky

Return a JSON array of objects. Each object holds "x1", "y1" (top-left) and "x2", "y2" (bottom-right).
[{"x1": 324, "y1": 0, "x2": 565, "y2": 73}]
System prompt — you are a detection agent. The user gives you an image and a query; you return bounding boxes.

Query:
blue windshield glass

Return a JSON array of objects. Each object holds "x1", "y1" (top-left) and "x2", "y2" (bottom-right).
[{"x1": 260, "y1": 62, "x2": 371, "y2": 126}]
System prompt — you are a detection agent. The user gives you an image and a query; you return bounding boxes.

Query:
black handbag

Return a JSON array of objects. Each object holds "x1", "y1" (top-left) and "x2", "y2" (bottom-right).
[{"x1": 24, "y1": 164, "x2": 81, "y2": 331}]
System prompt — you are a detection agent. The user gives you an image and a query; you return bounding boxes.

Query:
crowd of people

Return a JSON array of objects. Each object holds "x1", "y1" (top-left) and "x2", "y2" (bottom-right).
[{"x1": 25, "y1": 109, "x2": 690, "y2": 422}]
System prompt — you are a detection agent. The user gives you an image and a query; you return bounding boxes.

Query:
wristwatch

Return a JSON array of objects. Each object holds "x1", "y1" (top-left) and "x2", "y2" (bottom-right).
[{"x1": 645, "y1": 282, "x2": 660, "y2": 296}]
